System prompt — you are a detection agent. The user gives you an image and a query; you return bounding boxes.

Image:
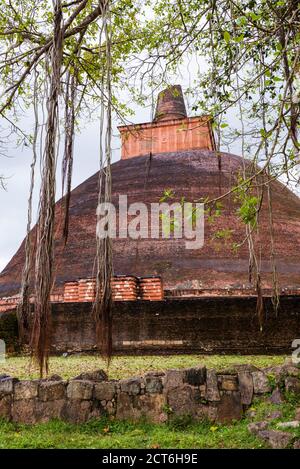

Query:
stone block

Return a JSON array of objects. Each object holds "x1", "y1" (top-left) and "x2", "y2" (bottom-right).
[
  {"x1": 48, "y1": 374, "x2": 63, "y2": 381},
  {"x1": 105, "y1": 400, "x2": 116, "y2": 415},
  {"x1": 61, "y1": 400, "x2": 94, "y2": 423},
  {"x1": 285, "y1": 376, "x2": 300, "y2": 394},
  {"x1": 248, "y1": 421, "x2": 268, "y2": 435},
  {"x1": 144, "y1": 373, "x2": 163, "y2": 394},
  {"x1": 0, "y1": 374, "x2": 10, "y2": 380},
  {"x1": 38, "y1": 381, "x2": 66, "y2": 401},
  {"x1": 184, "y1": 367, "x2": 206, "y2": 386},
  {"x1": 14, "y1": 380, "x2": 39, "y2": 400},
  {"x1": 284, "y1": 366, "x2": 300, "y2": 378},
  {"x1": 116, "y1": 392, "x2": 166, "y2": 423},
  {"x1": 205, "y1": 370, "x2": 220, "y2": 402},
  {"x1": 277, "y1": 421, "x2": 300, "y2": 429},
  {"x1": 268, "y1": 388, "x2": 283, "y2": 405},
  {"x1": 94, "y1": 381, "x2": 116, "y2": 401},
  {"x1": 200, "y1": 404, "x2": 218, "y2": 422},
  {"x1": 199, "y1": 384, "x2": 206, "y2": 398},
  {"x1": 167, "y1": 384, "x2": 201, "y2": 417},
  {"x1": 120, "y1": 378, "x2": 141, "y2": 395},
  {"x1": 11, "y1": 399, "x2": 37, "y2": 424},
  {"x1": 216, "y1": 391, "x2": 243, "y2": 423},
  {"x1": 163, "y1": 369, "x2": 186, "y2": 389},
  {"x1": 0, "y1": 396, "x2": 11, "y2": 420},
  {"x1": 73, "y1": 369, "x2": 107, "y2": 382},
  {"x1": 294, "y1": 440, "x2": 300, "y2": 449},
  {"x1": 257, "y1": 430, "x2": 293, "y2": 449},
  {"x1": 252, "y1": 371, "x2": 271, "y2": 394},
  {"x1": 67, "y1": 380, "x2": 94, "y2": 400},
  {"x1": 219, "y1": 375, "x2": 238, "y2": 391},
  {"x1": 0, "y1": 377, "x2": 16, "y2": 397},
  {"x1": 135, "y1": 394, "x2": 167, "y2": 423},
  {"x1": 116, "y1": 393, "x2": 133, "y2": 420},
  {"x1": 34, "y1": 399, "x2": 66, "y2": 423},
  {"x1": 238, "y1": 371, "x2": 253, "y2": 405}
]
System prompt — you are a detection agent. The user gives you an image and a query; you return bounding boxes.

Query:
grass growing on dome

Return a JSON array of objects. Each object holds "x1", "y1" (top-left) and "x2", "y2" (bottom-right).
[{"x1": 0, "y1": 354, "x2": 287, "y2": 380}]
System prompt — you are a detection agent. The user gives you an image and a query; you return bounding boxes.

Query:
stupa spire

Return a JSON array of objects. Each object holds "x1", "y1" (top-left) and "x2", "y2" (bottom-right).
[{"x1": 154, "y1": 85, "x2": 187, "y2": 122}]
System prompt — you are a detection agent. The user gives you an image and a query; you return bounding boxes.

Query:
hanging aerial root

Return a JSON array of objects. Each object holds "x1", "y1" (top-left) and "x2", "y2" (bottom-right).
[
  {"x1": 256, "y1": 274, "x2": 264, "y2": 332},
  {"x1": 93, "y1": 0, "x2": 114, "y2": 364},
  {"x1": 93, "y1": 237, "x2": 113, "y2": 363},
  {"x1": 31, "y1": 0, "x2": 63, "y2": 376},
  {"x1": 17, "y1": 69, "x2": 39, "y2": 338}
]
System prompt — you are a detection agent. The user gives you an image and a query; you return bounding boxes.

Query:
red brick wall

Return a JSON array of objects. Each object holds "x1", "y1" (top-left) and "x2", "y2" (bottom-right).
[{"x1": 118, "y1": 116, "x2": 215, "y2": 160}]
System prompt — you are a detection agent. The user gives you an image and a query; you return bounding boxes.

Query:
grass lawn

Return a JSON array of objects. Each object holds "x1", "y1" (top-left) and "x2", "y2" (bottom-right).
[
  {"x1": 1, "y1": 354, "x2": 299, "y2": 449},
  {"x1": 0, "y1": 354, "x2": 287, "y2": 380},
  {"x1": 0, "y1": 395, "x2": 299, "y2": 449}
]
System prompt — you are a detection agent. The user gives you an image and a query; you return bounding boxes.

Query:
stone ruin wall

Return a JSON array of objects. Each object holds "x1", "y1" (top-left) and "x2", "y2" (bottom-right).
[{"x1": 0, "y1": 363, "x2": 300, "y2": 425}]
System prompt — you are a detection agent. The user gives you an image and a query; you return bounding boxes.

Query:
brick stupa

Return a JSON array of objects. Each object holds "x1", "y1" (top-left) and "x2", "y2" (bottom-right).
[{"x1": 1, "y1": 85, "x2": 300, "y2": 306}]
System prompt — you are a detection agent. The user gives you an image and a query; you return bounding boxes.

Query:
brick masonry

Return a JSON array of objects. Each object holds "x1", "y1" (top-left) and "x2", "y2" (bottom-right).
[
  {"x1": 118, "y1": 116, "x2": 215, "y2": 160},
  {"x1": 1, "y1": 296, "x2": 300, "y2": 355},
  {"x1": 0, "y1": 276, "x2": 164, "y2": 312},
  {"x1": 2, "y1": 150, "x2": 300, "y2": 298},
  {"x1": 0, "y1": 363, "x2": 299, "y2": 425}
]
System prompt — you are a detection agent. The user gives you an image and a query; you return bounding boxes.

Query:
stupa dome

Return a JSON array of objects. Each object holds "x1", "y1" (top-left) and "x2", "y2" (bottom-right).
[{"x1": 1, "y1": 87, "x2": 300, "y2": 298}]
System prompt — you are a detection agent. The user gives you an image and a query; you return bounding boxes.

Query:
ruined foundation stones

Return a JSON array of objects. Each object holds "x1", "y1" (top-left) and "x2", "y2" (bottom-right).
[{"x1": 0, "y1": 363, "x2": 299, "y2": 426}]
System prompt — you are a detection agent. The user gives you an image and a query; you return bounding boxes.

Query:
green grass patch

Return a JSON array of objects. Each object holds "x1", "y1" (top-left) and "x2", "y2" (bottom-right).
[
  {"x1": 0, "y1": 354, "x2": 287, "y2": 380},
  {"x1": 0, "y1": 355, "x2": 299, "y2": 449},
  {"x1": 0, "y1": 416, "x2": 266, "y2": 449}
]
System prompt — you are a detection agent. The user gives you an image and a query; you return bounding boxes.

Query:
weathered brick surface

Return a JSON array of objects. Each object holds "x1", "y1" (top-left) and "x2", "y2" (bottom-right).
[
  {"x1": 2, "y1": 149, "x2": 300, "y2": 309},
  {"x1": 5, "y1": 296, "x2": 298, "y2": 355},
  {"x1": 119, "y1": 116, "x2": 214, "y2": 160}
]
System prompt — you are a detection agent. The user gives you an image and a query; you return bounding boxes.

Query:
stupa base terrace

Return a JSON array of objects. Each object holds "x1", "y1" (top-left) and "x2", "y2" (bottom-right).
[{"x1": 1, "y1": 280, "x2": 300, "y2": 356}]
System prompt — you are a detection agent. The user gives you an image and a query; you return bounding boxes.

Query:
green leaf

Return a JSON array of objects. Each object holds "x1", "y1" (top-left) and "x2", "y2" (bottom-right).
[
  {"x1": 234, "y1": 34, "x2": 244, "y2": 43},
  {"x1": 223, "y1": 31, "x2": 231, "y2": 44},
  {"x1": 260, "y1": 129, "x2": 267, "y2": 138},
  {"x1": 249, "y1": 12, "x2": 260, "y2": 21}
]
